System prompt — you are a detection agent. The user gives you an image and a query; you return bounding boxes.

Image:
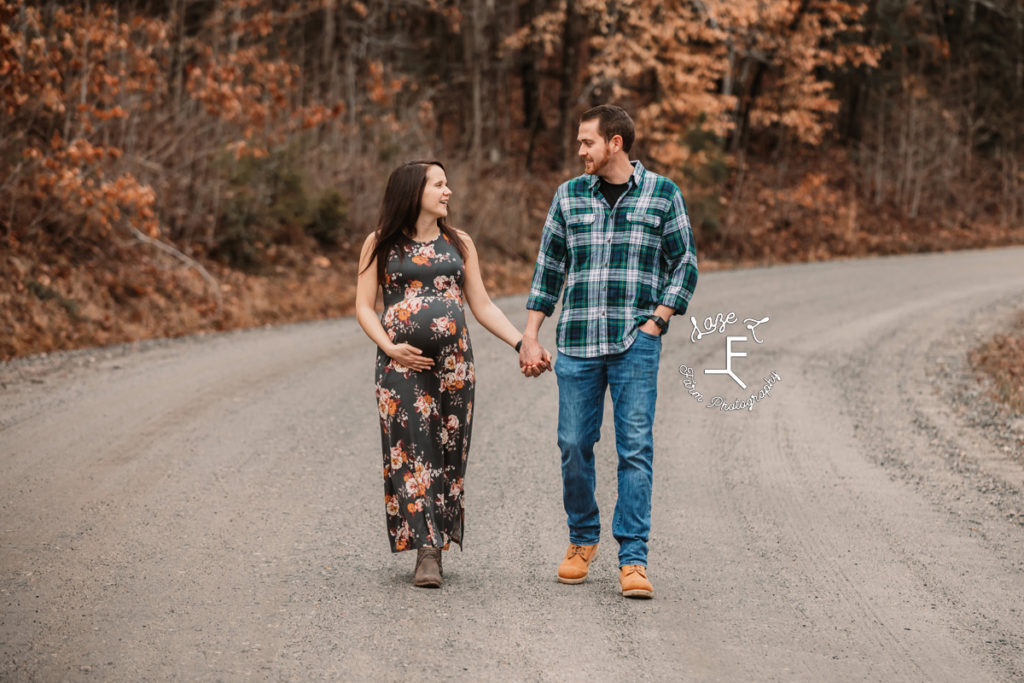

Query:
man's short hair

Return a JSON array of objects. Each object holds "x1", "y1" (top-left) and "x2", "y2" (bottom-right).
[{"x1": 580, "y1": 105, "x2": 635, "y2": 153}]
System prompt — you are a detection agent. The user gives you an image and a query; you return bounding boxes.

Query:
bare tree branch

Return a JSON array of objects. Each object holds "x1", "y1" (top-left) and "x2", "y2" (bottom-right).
[{"x1": 129, "y1": 226, "x2": 223, "y2": 318}]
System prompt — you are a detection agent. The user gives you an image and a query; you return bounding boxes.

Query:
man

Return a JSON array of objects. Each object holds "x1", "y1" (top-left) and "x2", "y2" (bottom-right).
[{"x1": 519, "y1": 104, "x2": 698, "y2": 598}]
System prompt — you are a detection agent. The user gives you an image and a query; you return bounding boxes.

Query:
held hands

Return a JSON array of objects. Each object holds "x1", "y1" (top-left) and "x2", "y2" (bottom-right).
[
  {"x1": 386, "y1": 342, "x2": 434, "y2": 372},
  {"x1": 518, "y1": 336, "x2": 552, "y2": 378}
]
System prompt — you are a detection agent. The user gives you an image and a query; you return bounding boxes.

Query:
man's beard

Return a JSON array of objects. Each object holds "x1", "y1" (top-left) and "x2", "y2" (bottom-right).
[{"x1": 586, "y1": 150, "x2": 610, "y2": 175}]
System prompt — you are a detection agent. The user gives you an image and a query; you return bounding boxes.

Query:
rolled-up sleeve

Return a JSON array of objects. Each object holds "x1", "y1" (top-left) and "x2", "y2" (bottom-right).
[
  {"x1": 526, "y1": 195, "x2": 568, "y2": 316},
  {"x1": 659, "y1": 188, "x2": 698, "y2": 315}
]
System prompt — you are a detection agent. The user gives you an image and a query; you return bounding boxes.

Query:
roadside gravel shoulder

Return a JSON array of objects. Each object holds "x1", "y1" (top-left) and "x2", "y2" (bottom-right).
[{"x1": 930, "y1": 296, "x2": 1024, "y2": 524}]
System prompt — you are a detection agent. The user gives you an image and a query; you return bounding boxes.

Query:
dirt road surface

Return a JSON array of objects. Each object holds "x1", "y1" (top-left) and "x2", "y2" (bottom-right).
[{"x1": 3, "y1": 247, "x2": 1024, "y2": 681}]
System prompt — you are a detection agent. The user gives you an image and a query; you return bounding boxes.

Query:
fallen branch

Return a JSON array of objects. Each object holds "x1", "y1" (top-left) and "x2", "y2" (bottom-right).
[{"x1": 128, "y1": 226, "x2": 224, "y2": 318}]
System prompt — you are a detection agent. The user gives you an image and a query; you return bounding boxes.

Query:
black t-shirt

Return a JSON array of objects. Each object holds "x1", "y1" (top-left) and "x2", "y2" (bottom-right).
[{"x1": 599, "y1": 178, "x2": 630, "y2": 208}]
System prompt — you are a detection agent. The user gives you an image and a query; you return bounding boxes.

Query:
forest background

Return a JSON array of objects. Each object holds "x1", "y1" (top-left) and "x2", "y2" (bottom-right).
[{"x1": 2, "y1": 0, "x2": 1023, "y2": 361}]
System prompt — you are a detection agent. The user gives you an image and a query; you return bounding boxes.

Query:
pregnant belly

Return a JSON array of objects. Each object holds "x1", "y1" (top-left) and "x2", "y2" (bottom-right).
[{"x1": 383, "y1": 296, "x2": 464, "y2": 357}]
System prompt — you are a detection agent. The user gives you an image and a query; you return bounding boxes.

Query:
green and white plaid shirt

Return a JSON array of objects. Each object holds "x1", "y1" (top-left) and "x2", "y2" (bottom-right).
[{"x1": 526, "y1": 161, "x2": 698, "y2": 358}]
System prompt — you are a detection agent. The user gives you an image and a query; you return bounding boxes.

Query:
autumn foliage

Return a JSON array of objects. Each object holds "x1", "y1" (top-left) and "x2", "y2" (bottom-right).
[
  {"x1": 1, "y1": 0, "x2": 1022, "y2": 359},
  {"x1": 970, "y1": 313, "x2": 1024, "y2": 415}
]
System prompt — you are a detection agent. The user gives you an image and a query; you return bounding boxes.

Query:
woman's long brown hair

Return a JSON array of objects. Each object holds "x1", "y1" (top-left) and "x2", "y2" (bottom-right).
[{"x1": 361, "y1": 160, "x2": 467, "y2": 285}]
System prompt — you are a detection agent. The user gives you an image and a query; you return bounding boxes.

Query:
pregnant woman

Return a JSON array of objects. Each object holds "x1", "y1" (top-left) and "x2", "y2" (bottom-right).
[{"x1": 355, "y1": 160, "x2": 549, "y2": 587}]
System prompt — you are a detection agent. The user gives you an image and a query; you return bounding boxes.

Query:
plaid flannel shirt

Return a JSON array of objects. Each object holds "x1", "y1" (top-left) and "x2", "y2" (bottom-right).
[{"x1": 526, "y1": 161, "x2": 698, "y2": 358}]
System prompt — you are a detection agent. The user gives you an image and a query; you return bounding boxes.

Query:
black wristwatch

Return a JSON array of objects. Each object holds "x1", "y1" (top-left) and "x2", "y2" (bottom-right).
[{"x1": 649, "y1": 315, "x2": 669, "y2": 334}]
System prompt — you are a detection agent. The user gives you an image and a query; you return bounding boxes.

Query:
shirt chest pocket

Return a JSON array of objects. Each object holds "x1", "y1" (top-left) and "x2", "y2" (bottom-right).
[
  {"x1": 625, "y1": 211, "x2": 661, "y2": 234},
  {"x1": 565, "y1": 213, "x2": 597, "y2": 252},
  {"x1": 624, "y1": 212, "x2": 662, "y2": 269}
]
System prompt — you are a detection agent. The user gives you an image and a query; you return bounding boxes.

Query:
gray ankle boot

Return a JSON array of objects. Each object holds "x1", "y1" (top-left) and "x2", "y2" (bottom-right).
[{"x1": 414, "y1": 547, "x2": 443, "y2": 588}]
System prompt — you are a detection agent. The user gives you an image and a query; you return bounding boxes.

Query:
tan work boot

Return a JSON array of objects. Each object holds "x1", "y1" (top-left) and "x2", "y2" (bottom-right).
[
  {"x1": 414, "y1": 547, "x2": 443, "y2": 588},
  {"x1": 619, "y1": 564, "x2": 653, "y2": 598},
  {"x1": 557, "y1": 543, "x2": 599, "y2": 584}
]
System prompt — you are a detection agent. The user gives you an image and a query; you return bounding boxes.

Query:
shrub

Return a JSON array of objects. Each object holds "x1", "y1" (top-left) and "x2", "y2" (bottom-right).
[{"x1": 306, "y1": 190, "x2": 349, "y2": 248}]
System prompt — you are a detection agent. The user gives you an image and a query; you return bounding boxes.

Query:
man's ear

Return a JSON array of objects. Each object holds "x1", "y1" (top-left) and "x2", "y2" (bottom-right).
[{"x1": 610, "y1": 135, "x2": 623, "y2": 153}]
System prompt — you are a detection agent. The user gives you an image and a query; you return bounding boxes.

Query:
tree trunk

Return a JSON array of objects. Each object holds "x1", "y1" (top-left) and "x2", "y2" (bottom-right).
[
  {"x1": 558, "y1": 0, "x2": 578, "y2": 169},
  {"x1": 520, "y1": 0, "x2": 544, "y2": 171},
  {"x1": 343, "y1": 16, "x2": 359, "y2": 159},
  {"x1": 731, "y1": 0, "x2": 810, "y2": 153},
  {"x1": 466, "y1": 0, "x2": 484, "y2": 168},
  {"x1": 322, "y1": 0, "x2": 337, "y2": 99}
]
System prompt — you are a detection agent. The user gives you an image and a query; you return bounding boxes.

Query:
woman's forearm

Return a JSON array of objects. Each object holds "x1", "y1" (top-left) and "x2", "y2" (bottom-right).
[
  {"x1": 356, "y1": 304, "x2": 394, "y2": 353},
  {"x1": 469, "y1": 301, "x2": 522, "y2": 349}
]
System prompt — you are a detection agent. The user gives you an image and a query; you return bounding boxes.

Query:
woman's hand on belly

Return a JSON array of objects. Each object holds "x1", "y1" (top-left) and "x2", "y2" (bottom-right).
[
  {"x1": 382, "y1": 296, "x2": 462, "y2": 366},
  {"x1": 384, "y1": 342, "x2": 434, "y2": 372}
]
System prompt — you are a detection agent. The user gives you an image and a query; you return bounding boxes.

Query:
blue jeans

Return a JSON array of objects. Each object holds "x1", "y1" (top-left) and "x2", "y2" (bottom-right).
[{"x1": 554, "y1": 330, "x2": 661, "y2": 567}]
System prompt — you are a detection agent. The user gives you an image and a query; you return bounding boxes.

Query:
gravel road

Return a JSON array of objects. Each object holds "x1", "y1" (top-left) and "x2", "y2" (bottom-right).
[{"x1": 3, "y1": 246, "x2": 1024, "y2": 681}]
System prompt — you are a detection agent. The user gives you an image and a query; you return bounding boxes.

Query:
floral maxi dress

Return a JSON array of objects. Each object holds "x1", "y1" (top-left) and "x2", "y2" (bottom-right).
[{"x1": 375, "y1": 233, "x2": 475, "y2": 552}]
